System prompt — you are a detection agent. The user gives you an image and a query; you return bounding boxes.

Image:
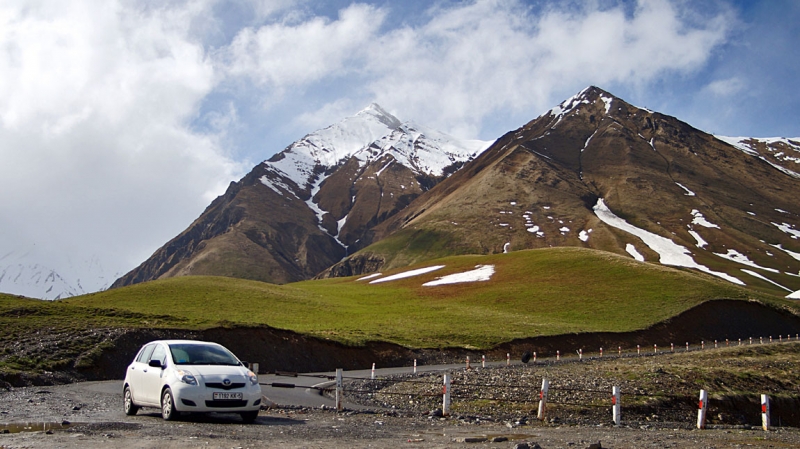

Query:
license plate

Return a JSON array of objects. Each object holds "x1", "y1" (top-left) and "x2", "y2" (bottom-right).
[{"x1": 213, "y1": 392, "x2": 243, "y2": 400}]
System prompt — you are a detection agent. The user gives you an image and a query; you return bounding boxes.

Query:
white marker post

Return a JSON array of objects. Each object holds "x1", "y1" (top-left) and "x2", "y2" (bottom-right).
[
  {"x1": 335, "y1": 368, "x2": 343, "y2": 412},
  {"x1": 578, "y1": 349, "x2": 583, "y2": 360},
  {"x1": 482, "y1": 355, "x2": 486, "y2": 368},
  {"x1": 413, "y1": 359, "x2": 417, "y2": 374},
  {"x1": 600, "y1": 347, "x2": 603, "y2": 357},
  {"x1": 697, "y1": 389, "x2": 708, "y2": 429},
  {"x1": 442, "y1": 374, "x2": 451, "y2": 416},
  {"x1": 371, "y1": 363, "x2": 376, "y2": 380},
  {"x1": 612, "y1": 386, "x2": 621, "y2": 426},
  {"x1": 533, "y1": 352, "x2": 537, "y2": 362},
  {"x1": 671, "y1": 343, "x2": 674, "y2": 352},
  {"x1": 556, "y1": 350, "x2": 560, "y2": 361},
  {"x1": 537, "y1": 378, "x2": 549, "y2": 421},
  {"x1": 507, "y1": 353, "x2": 510, "y2": 367},
  {"x1": 761, "y1": 394, "x2": 771, "y2": 431},
  {"x1": 466, "y1": 356, "x2": 471, "y2": 370},
  {"x1": 654, "y1": 344, "x2": 657, "y2": 353},
  {"x1": 637, "y1": 344, "x2": 640, "y2": 355}
]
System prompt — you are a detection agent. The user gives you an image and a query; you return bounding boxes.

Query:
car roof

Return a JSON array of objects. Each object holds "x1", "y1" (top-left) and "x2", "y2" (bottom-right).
[{"x1": 145, "y1": 340, "x2": 224, "y2": 346}]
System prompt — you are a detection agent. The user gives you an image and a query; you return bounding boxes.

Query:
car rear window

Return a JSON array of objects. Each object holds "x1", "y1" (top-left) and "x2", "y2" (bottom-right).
[{"x1": 168, "y1": 343, "x2": 240, "y2": 366}]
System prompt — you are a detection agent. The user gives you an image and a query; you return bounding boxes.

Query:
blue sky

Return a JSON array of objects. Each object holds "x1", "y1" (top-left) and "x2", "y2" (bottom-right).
[{"x1": 0, "y1": 0, "x2": 798, "y2": 296}]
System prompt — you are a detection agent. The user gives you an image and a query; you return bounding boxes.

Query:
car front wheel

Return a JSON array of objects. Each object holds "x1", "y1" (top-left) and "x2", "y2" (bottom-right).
[
  {"x1": 161, "y1": 388, "x2": 178, "y2": 421},
  {"x1": 123, "y1": 386, "x2": 138, "y2": 416}
]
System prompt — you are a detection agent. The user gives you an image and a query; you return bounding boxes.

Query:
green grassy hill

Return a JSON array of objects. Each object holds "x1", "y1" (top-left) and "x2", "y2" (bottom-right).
[{"x1": 57, "y1": 247, "x2": 789, "y2": 349}]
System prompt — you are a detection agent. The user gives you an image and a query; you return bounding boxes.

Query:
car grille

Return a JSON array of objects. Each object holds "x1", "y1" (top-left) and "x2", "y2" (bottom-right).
[
  {"x1": 205, "y1": 382, "x2": 246, "y2": 390},
  {"x1": 205, "y1": 400, "x2": 248, "y2": 408}
]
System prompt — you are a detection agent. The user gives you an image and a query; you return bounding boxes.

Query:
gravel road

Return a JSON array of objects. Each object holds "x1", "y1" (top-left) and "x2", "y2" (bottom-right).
[{"x1": 4, "y1": 347, "x2": 800, "y2": 448}]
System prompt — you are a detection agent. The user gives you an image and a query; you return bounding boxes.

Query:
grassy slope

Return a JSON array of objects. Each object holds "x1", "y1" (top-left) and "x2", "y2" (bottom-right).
[{"x1": 59, "y1": 247, "x2": 790, "y2": 349}]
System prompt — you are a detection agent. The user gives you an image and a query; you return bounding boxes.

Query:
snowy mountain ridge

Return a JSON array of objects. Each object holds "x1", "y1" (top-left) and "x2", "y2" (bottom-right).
[{"x1": 262, "y1": 103, "x2": 492, "y2": 193}]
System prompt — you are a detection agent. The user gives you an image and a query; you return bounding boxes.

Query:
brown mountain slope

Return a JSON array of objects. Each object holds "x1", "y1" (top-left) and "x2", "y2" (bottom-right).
[{"x1": 323, "y1": 87, "x2": 800, "y2": 295}]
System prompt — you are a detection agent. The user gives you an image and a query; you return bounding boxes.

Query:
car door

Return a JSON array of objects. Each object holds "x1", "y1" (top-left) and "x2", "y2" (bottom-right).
[
  {"x1": 127, "y1": 344, "x2": 155, "y2": 405},
  {"x1": 140, "y1": 343, "x2": 168, "y2": 405}
]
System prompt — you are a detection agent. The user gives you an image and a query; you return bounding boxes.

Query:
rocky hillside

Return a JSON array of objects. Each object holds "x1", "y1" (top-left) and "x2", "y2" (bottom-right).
[
  {"x1": 324, "y1": 87, "x2": 800, "y2": 296},
  {"x1": 112, "y1": 105, "x2": 490, "y2": 287}
]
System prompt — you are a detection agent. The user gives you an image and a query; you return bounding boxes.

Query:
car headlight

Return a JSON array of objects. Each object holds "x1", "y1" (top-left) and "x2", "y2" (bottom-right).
[
  {"x1": 247, "y1": 370, "x2": 258, "y2": 386},
  {"x1": 176, "y1": 370, "x2": 197, "y2": 386}
]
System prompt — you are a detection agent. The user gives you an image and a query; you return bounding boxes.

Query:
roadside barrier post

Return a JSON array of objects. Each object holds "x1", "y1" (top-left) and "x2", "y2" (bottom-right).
[
  {"x1": 600, "y1": 347, "x2": 603, "y2": 357},
  {"x1": 637, "y1": 344, "x2": 640, "y2": 355},
  {"x1": 714, "y1": 340, "x2": 718, "y2": 349},
  {"x1": 760, "y1": 337, "x2": 764, "y2": 344},
  {"x1": 750, "y1": 337, "x2": 753, "y2": 345},
  {"x1": 537, "y1": 378, "x2": 549, "y2": 421},
  {"x1": 761, "y1": 394, "x2": 771, "y2": 431},
  {"x1": 654, "y1": 344, "x2": 657, "y2": 353},
  {"x1": 697, "y1": 389, "x2": 708, "y2": 429},
  {"x1": 701, "y1": 340, "x2": 705, "y2": 350},
  {"x1": 612, "y1": 386, "x2": 621, "y2": 426},
  {"x1": 371, "y1": 363, "x2": 376, "y2": 380},
  {"x1": 618, "y1": 346, "x2": 621, "y2": 356},
  {"x1": 507, "y1": 353, "x2": 511, "y2": 366},
  {"x1": 442, "y1": 375, "x2": 451, "y2": 416},
  {"x1": 578, "y1": 349, "x2": 583, "y2": 360},
  {"x1": 556, "y1": 350, "x2": 560, "y2": 361},
  {"x1": 466, "y1": 356, "x2": 471, "y2": 370},
  {"x1": 686, "y1": 342, "x2": 689, "y2": 351},
  {"x1": 671, "y1": 343, "x2": 674, "y2": 352},
  {"x1": 413, "y1": 359, "x2": 417, "y2": 374},
  {"x1": 533, "y1": 352, "x2": 537, "y2": 362},
  {"x1": 335, "y1": 369, "x2": 343, "y2": 412},
  {"x1": 739, "y1": 338, "x2": 742, "y2": 346},
  {"x1": 780, "y1": 335, "x2": 782, "y2": 342},
  {"x1": 726, "y1": 339, "x2": 729, "y2": 347},
  {"x1": 482, "y1": 355, "x2": 486, "y2": 368},
  {"x1": 769, "y1": 336, "x2": 773, "y2": 343}
]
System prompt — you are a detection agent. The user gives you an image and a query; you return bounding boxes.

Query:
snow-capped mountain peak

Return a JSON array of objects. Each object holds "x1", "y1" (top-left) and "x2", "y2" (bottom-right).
[{"x1": 262, "y1": 104, "x2": 492, "y2": 192}]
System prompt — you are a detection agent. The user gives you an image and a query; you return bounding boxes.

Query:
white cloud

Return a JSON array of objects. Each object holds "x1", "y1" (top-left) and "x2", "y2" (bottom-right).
[
  {"x1": 0, "y1": 0, "x2": 245, "y2": 293},
  {"x1": 704, "y1": 77, "x2": 746, "y2": 97},
  {"x1": 221, "y1": 0, "x2": 732, "y2": 138}
]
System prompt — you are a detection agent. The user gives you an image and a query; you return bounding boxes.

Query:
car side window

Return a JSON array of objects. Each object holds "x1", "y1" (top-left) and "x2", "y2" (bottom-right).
[
  {"x1": 150, "y1": 344, "x2": 167, "y2": 366},
  {"x1": 136, "y1": 344, "x2": 155, "y2": 363}
]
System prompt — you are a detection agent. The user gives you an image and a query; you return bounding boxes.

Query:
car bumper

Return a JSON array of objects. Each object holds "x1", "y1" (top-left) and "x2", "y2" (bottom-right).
[{"x1": 170, "y1": 383, "x2": 262, "y2": 413}]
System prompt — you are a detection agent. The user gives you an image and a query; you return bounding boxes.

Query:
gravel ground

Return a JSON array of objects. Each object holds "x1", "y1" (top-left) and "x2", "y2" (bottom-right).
[{"x1": 3, "y1": 344, "x2": 800, "y2": 448}]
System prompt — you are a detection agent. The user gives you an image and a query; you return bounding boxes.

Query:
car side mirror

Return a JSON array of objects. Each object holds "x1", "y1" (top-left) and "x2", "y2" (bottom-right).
[{"x1": 149, "y1": 360, "x2": 164, "y2": 369}]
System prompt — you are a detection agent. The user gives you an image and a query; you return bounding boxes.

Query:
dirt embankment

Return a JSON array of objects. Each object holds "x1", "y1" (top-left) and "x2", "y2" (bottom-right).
[{"x1": 3, "y1": 299, "x2": 800, "y2": 388}]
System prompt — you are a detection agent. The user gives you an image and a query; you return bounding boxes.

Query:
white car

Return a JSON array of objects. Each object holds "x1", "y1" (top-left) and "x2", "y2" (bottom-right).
[{"x1": 123, "y1": 340, "x2": 262, "y2": 422}]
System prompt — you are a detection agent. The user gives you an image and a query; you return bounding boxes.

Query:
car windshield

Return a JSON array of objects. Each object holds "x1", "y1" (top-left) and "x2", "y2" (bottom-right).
[{"x1": 168, "y1": 343, "x2": 240, "y2": 366}]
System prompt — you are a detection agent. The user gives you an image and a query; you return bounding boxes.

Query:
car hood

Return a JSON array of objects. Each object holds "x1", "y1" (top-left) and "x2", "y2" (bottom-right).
[{"x1": 178, "y1": 365, "x2": 248, "y2": 378}]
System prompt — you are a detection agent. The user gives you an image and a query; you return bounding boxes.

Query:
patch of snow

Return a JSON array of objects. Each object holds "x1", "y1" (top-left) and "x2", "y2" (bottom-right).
[
  {"x1": 716, "y1": 136, "x2": 800, "y2": 179},
  {"x1": 594, "y1": 199, "x2": 743, "y2": 285},
  {"x1": 741, "y1": 269, "x2": 792, "y2": 292},
  {"x1": 775, "y1": 208, "x2": 789, "y2": 214},
  {"x1": 423, "y1": 265, "x2": 495, "y2": 287},
  {"x1": 579, "y1": 230, "x2": 591, "y2": 242},
  {"x1": 356, "y1": 273, "x2": 382, "y2": 281},
  {"x1": 713, "y1": 249, "x2": 779, "y2": 273},
  {"x1": 691, "y1": 210, "x2": 720, "y2": 229},
  {"x1": 500, "y1": 223, "x2": 510, "y2": 227},
  {"x1": 510, "y1": 201, "x2": 517, "y2": 206},
  {"x1": 626, "y1": 244, "x2": 645, "y2": 262},
  {"x1": 375, "y1": 159, "x2": 395, "y2": 177},
  {"x1": 600, "y1": 94, "x2": 613, "y2": 114},
  {"x1": 787, "y1": 290, "x2": 800, "y2": 299},
  {"x1": 676, "y1": 183, "x2": 696, "y2": 196},
  {"x1": 772, "y1": 222, "x2": 800, "y2": 239},
  {"x1": 503, "y1": 243, "x2": 511, "y2": 254},
  {"x1": 747, "y1": 212, "x2": 756, "y2": 216},
  {"x1": 527, "y1": 225, "x2": 540, "y2": 233},
  {"x1": 560, "y1": 227, "x2": 570, "y2": 234},
  {"x1": 771, "y1": 244, "x2": 800, "y2": 262},
  {"x1": 688, "y1": 230, "x2": 708, "y2": 248},
  {"x1": 369, "y1": 265, "x2": 445, "y2": 284}
]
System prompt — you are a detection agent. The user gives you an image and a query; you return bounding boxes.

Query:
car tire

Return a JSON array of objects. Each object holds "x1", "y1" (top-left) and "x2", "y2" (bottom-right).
[
  {"x1": 240, "y1": 410, "x2": 259, "y2": 423},
  {"x1": 161, "y1": 388, "x2": 178, "y2": 421},
  {"x1": 123, "y1": 386, "x2": 138, "y2": 416}
]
